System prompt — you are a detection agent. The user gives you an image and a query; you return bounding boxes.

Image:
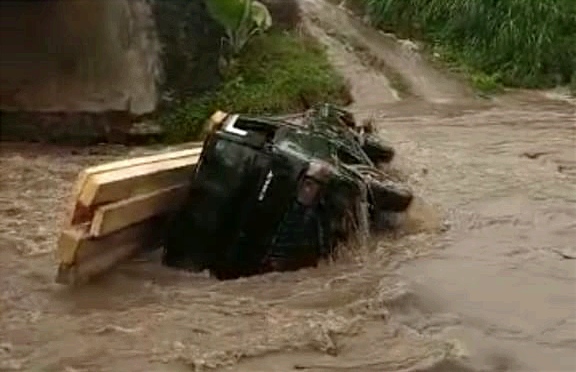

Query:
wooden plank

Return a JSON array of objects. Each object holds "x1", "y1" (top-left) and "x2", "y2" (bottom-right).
[
  {"x1": 82, "y1": 146, "x2": 201, "y2": 176},
  {"x1": 78, "y1": 153, "x2": 200, "y2": 208},
  {"x1": 64, "y1": 172, "x2": 93, "y2": 226},
  {"x1": 64, "y1": 146, "x2": 202, "y2": 225},
  {"x1": 56, "y1": 217, "x2": 165, "y2": 285},
  {"x1": 57, "y1": 223, "x2": 90, "y2": 265},
  {"x1": 89, "y1": 183, "x2": 189, "y2": 237},
  {"x1": 206, "y1": 110, "x2": 228, "y2": 132}
]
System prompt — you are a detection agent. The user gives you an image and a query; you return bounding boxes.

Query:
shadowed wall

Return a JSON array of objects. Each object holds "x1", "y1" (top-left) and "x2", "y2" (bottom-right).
[{"x1": 0, "y1": 0, "x2": 160, "y2": 115}]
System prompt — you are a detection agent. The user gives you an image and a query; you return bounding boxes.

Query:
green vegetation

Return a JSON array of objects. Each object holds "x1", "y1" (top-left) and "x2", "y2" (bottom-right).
[
  {"x1": 159, "y1": 0, "x2": 349, "y2": 143},
  {"x1": 160, "y1": 31, "x2": 351, "y2": 143},
  {"x1": 359, "y1": 0, "x2": 576, "y2": 92},
  {"x1": 205, "y1": 0, "x2": 272, "y2": 58}
]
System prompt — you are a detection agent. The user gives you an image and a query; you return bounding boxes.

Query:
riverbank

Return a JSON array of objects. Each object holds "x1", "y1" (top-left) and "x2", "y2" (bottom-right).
[
  {"x1": 351, "y1": 0, "x2": 576, "y2": 94},
  {"x1": 159, "y1": 30, "x2": 351, "y2": 143}
]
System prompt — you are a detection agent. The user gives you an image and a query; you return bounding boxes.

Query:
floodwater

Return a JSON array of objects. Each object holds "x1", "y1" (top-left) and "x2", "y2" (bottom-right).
[{"x1": 1, "y1": 0, "x2": 575, "y2": 371}]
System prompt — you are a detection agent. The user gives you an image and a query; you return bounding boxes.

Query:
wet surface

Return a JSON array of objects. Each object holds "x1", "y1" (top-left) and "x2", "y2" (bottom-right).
[{"x1": 1, "y1": 0, "x2": 575, "y2": 370}]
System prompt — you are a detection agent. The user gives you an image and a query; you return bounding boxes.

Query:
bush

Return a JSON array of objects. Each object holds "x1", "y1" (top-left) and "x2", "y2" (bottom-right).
[
  {"x1": 361, "y1": 0, "x2": 576, "y2": 89},
  {"x1": 160, "y1": 31, "x2": 351, "y2": 143}
]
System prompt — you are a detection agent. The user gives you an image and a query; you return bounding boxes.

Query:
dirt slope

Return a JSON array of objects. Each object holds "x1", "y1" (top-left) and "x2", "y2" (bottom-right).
[{"x1": 1, "y1": 0, "x2": 575, "y2": 371}]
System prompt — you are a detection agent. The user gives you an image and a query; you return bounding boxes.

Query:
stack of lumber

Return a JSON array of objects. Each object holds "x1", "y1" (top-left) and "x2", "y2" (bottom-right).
[{"x1": 56, "y1": 145, "x2": 203, "y2": 285}]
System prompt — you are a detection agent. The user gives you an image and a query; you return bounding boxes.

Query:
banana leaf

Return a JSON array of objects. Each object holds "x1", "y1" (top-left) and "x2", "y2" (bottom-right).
[
  {"x1": 251, "y1": 1, "x2": 272, "y2": 30},
  {"x1": 204, "y1": 0, "x2": 248, "y2": 31}
]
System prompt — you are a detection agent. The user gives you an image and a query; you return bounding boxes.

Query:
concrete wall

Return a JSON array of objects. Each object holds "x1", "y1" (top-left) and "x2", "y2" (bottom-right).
[{"x1": 0, "y1": 0, "x2": 160, "y2": 115}]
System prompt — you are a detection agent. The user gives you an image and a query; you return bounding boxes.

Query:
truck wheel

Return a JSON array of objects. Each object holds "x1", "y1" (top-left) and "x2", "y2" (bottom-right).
[
  {"x1": 372, "y1": 210, "x2": 407, "y2": 230},
  {"x1": 362, "y1": 135, "x2": 395, "y2": 164},
  {"x1": 367, "y1": 178, "x2": 413, "y2": 212}
]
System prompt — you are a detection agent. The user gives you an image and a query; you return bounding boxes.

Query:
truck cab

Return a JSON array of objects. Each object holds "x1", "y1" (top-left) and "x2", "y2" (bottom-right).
[{"x1": 162, "y1": 107, "x2": 411, "y2": 279}]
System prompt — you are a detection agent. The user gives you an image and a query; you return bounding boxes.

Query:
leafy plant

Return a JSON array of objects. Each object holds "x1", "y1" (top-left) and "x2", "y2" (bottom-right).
[
  {"x1": 159, "y1": 32, "x2": 351, "y2": 143},
  {"x1": 205, "y1": 0, "x2": 273, "y2": 57}
]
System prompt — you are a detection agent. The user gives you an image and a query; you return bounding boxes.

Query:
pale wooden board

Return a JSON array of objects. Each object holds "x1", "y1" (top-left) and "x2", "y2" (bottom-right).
[
  {"x1": 56, "y1": 217, "x2": 165, "y2": 285},
  {"x1": 64, "y1": 146, "x2": 202, "y2": 225},
  {"x1": 56, "y1": 145, "x2": 204, "y2": 285},
  {"x1": 77, "y1": 154, "x2": 200, "y2": 208},
  {"x1": 206, "y1": 110, "x2": 228, "y2": 133},
  {"x1": 57, "y1": 223, "x2": 90, "y2": 265},
  {"x1": 89, "y1": 183, "x2": 190, "y2": 238}
]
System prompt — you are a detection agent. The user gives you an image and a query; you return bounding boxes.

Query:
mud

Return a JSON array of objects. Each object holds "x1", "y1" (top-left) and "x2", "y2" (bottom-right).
[{"x1": 1, "y1": 0, "x2": 575, "y2": 371}]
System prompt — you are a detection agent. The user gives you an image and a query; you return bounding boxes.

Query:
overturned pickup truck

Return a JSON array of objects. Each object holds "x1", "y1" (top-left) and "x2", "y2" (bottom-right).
[
  {"x1": 162, "y1": 104, "x2": 413, "y2": 279},
  {"x1": 56, "y1": 104, "x2": 412, "y2": 285}
]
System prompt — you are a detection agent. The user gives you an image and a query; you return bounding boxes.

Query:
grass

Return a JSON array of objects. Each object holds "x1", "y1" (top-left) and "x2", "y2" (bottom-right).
[
  {"x1": 160, "y1": 31, "x2": 351, "y2": 143},
  {"x1": 358, "y1": 0, "x2": 576, "y2": 92},
  {"x1": 427, "y1": 44, "x2": 504, "y2": 95}
]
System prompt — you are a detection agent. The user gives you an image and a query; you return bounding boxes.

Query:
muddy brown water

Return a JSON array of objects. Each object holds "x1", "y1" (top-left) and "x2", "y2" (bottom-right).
[{"x1": 1, "y1": 0, "x2": 575, "y2": 371}]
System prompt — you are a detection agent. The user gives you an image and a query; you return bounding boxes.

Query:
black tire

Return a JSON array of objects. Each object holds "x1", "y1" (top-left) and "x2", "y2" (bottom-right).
[
  {"x1": 367, "y1": 178, "x2": 413, "y2": 212},
  {"x1": 372, "y1": 210, "x2": 406, "y2": 231},
  {"x1": 362, "y1": 135, "x2": 395, "y2": 164}
]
